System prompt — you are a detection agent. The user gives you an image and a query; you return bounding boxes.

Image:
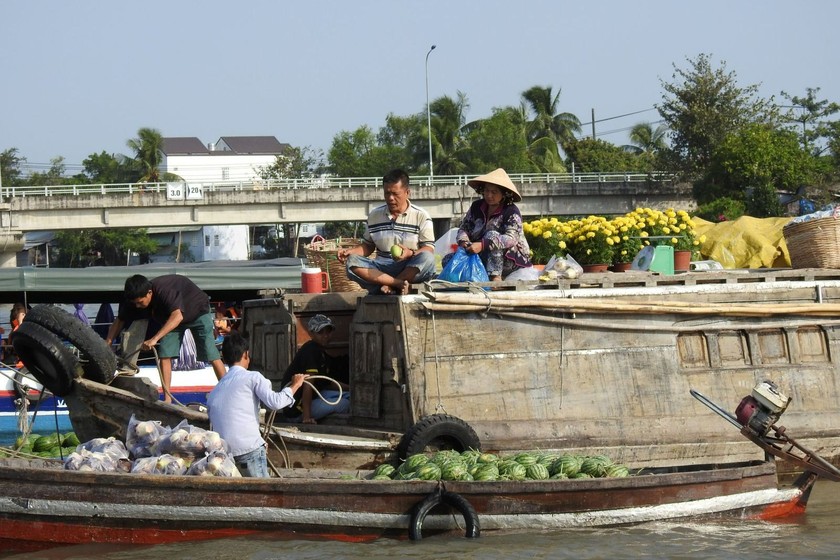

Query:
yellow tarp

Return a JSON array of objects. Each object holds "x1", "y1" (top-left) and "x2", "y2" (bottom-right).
[{"x1": 694, "y1": 216, "x2": 793, "y2": 269}]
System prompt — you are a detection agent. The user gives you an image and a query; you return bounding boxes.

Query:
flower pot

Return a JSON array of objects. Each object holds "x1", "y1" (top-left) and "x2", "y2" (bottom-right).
[
  {"x1": 674, "y1": 250, "x2": 692, "y2": 272},
  {"x1": 610, "y1": 262, "x2": 633, "y2": 272},
  {"x1": 581, "y1": 263, "x2": 609, "y2": 273}
]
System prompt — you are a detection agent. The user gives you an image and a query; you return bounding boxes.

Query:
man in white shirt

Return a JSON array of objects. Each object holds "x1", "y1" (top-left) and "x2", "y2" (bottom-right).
[
  {"x1": 207, "y1": 331, "x2": 307, "y2": 477},
  {"x1": 337, "y1": 169, "x2": 436, "y2": 295}
]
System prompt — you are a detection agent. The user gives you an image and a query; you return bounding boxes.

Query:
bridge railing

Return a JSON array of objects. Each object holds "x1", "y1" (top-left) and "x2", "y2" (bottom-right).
[{"x1": 2, "y1": 172, "x2": 676, "y2": 198}]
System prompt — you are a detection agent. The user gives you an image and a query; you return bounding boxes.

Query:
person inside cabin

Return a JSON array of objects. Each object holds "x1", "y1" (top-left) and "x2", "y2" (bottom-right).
[
  {"x1": 337, "y1": 169, "x2": 436, "y2": 295},
  {"x1": 281, "y1": 314, "x2": 351, "y2": 424},
  {"x1": 104, "y1": 274, "x2": 227, "y2": 403},
  {"x1": 207, "y1": 331, "x2": 308, "y2": 477},
  {"x1": 443, "y1": 168, "x2": 532, "y2": 282},
  {"x1": 213, "y1": 303, "x2": 232, "y2": 345},
  {"x1": 5, "y1": 303, "x2": 26, "y2": 367}
]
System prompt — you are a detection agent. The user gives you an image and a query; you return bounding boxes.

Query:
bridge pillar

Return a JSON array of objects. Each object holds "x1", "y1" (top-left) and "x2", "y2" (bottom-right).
[{"x1": 0, "y1": 231, "x2": 24, "y2": 268}]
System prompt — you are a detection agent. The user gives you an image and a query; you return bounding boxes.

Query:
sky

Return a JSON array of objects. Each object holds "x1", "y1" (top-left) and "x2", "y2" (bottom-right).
[{"x1": 3, "y1": 0, "x2": 839, "y2": 175}]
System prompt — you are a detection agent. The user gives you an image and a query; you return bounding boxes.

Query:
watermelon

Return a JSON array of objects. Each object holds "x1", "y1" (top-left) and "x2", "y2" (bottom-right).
[
  {"x1": 473, "y1": 463, "x2": 499, "y2": 481},
  {"x1": 373, "y1": 464, "x2": 396, "y2": 478},
  {"x1": 550, "y1": 455, "x2": 581, "y2": 477},
  {"x1": 477, "y1": 453, "x2": 498, "y2": 464},
  {"x1": 513, "y1": 452, "x2": 539, "y2": 466},
  {"x1": 499, "y1": 461, "x2": 527, "y2": 480},
  {"x1": 404, "y1": 453, "x2": 429, "y2": 472},
  {"x1": 606, "y1": 464, "x2": 630, "y2": 478},
  {"x1": 62, "y1": 433, "x2": 81, "y2": 448},
  {"x1": 526, "y1": 463, "x2": 550, "y2": 480},
  {"x1": 373, "y1": 474, "x2": 392, "y2": 481},
  {"x1": 417, "y1": 463, "x2": 442, "y2": 481},
  {"x1": 441, "y1": 462, "x2": 468, "y2": 481},
  {"x1": 33, "y1": 434, "x2": 60, "y2": 453}
]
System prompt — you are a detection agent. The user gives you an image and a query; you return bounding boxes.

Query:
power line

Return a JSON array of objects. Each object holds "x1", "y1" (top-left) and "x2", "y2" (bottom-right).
[{"x1": 578, "y1": 107, "x2": 658, "y2": 127}]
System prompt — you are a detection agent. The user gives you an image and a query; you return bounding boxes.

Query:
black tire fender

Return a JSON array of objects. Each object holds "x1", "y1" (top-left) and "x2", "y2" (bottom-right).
[
  {"x1": 25, "y1": 304, "x2": 116, "y2": 384},
  {"x1": 398, "y1": 414, "x2": 481, "y2": 460},
  {"x1": 13, "y1": 370, "x2": 52, "y2": 404},
  {"x1": 10, "y1": 322, "x2": 78, "y2": 397},
  {"x1": 409, "y1": 489, "x2": 480, "y2": 540}
]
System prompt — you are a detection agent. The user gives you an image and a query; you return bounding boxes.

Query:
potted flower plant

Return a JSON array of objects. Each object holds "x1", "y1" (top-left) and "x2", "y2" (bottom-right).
[
  {"x1": 524, "y1": 218, "x2": 568, "y2": 265},
  {"x1": 610, "y1": 215, "x2": 644, "y2": 269},
  {"x1": 565, "y1": 216, "x2": 616, "y2": 271}
]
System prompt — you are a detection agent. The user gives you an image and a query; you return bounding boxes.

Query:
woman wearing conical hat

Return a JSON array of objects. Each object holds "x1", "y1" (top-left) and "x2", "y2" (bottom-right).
[{"x1": 444, "y1": 168, "x2": 532, "y2": 281}]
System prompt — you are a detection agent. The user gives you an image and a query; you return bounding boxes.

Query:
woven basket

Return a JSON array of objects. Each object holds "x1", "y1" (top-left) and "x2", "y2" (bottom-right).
[
  {"x1": 783, "y1": 216, "x2": 840, "y2": 269},
  {"x1": 303, "y1": 236, "x2": 364, "y2": 292}
]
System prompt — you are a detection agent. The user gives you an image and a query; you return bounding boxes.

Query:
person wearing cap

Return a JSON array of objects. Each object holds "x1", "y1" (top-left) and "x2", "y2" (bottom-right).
[
  {"x1": 444, "y1": 168, "x2": 532, "y2": 281},
  {"x1": 337, "y1": 169, "x2": 436, "y2": 295},
  {"x1": 281, "y1": 314, "x2": 351, "y2": 424},
  {"x1": 207, "y1": 331, "x2": 308, "y2": 477}
]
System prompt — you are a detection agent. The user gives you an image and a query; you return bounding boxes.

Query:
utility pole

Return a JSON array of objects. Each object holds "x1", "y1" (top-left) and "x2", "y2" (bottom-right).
[{"x1": 591, "y1": 108, "x2": 596, "y2": 139}]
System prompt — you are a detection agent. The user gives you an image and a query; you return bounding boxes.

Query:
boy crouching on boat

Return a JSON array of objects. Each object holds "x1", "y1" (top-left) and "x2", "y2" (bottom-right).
[{"x1": 207, "y1": 331, "x2": 308, "y2": 477}]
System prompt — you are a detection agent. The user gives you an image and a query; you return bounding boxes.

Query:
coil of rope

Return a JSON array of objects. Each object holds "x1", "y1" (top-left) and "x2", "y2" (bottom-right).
[{"x1": 261, "y1": 373, "x2": 344, "y2": 474}]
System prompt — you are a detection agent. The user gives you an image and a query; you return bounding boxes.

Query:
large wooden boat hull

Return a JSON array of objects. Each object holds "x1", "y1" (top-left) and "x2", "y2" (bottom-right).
[
  {"x1": 17, "y1": 269, "x2": 840, "y2": 480},
  {"x1": 0, "y1": 458, "x2": 813, "y2": 549}
]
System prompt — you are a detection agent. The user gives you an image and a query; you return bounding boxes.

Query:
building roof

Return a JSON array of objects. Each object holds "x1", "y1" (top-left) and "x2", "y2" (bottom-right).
[
  {"x1": 161, "y1": 137, "x2": 211, "y2": 155},
  {"x1": 216, "y1": 136, "x2": 290, "y2": 155}
]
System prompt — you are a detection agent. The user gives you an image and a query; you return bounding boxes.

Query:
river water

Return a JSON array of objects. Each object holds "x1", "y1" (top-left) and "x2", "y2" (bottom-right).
[{"x1": 3, "y1": 480, "x2": 840, "y2": 560}]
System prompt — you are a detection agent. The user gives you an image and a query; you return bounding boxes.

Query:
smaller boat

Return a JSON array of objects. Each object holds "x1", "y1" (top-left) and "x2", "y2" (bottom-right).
[{"x1": 0, "y1": 381, "x2": 834, "y2": 551}]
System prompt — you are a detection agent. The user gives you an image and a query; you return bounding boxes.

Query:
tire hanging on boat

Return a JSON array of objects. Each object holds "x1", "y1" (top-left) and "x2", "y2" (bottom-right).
[
  {"x1": 24, "y1": 304, "x2": 117, "y2": 384},
  {"x1": 409, "y1": 489, "x2": 480, "y2": 540},
  {"x1": 13, "y1": 370, "x2": 52, "y2": 404},
  {"x1": 398, "y1": 414, "x2": 481, "y2": 460},
  {"x1": 10, "y1": 322, "x2": 79, "y2": 397}
]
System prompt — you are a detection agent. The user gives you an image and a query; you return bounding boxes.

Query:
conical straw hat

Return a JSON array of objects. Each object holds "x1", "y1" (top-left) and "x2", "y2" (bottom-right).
[{"x1": 467, "y1": 168, "x2": 522, "y2": 202}]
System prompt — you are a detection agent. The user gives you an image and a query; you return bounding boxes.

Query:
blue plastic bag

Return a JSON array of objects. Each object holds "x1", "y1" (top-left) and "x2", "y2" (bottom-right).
[{"x1": 438, "y1": 247, "x2": 490, "y2": 283}]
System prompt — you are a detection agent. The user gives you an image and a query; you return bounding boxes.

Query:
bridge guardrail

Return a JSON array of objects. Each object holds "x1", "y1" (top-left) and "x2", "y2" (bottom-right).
[{"x1": 2, "y1": 172, "x2": 676, "y2": 199}]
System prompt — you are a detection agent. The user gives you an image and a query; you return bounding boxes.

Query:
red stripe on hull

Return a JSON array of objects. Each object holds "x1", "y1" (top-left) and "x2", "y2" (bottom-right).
[{"x1": 0, "y1": 518, "x2": 387, "y2": 548}]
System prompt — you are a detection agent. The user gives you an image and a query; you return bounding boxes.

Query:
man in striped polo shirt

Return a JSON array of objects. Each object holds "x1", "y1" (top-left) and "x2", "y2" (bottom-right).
[{"x1": 337, "y1": 169, "x2": 436, "y2": 295}]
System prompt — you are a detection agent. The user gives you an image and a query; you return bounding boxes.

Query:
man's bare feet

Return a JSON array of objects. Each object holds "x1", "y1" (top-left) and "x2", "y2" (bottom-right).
[
  {"x1": 380, "y1": 281, "x2": 410, "y2": 295},
  {"x1": 490, "y1": 275, "x2": 502, "y2": 282}
]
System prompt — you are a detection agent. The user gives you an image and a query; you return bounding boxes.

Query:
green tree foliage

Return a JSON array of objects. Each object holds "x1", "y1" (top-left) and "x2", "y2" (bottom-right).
[
  {"x1": 694, "y1": 197, "x2": 746, "y2": 223},
  {"x1": 257, "y1": 146, "x2": 325, "y2": 180},
  {"x1": 25, "y1": 157, "x2": 76, "y2": 186},
  {"x1": 658, "y1": 53, "x2": 776, "y2": 179},
  {"x1": 52, "y1": 228, "x2": 157, "y2": 267},
  {"x1": 127, "y1": 127, "x2": 165, "y2": 182},
  {"x1": 428, "y1": 92, "x2": 470, "y2": 175},
  {"x1": 82, "y1": 151, "x2": 142, "y2": 183},
  {"x1": 781, "y1": 87, "x2": 840, "y2": 156},
  {"x1": 0, "y1": 148, "x2": 25, "y2": 187},
  {"x1": 698, "y1": 123, "x2": 814, "y2": 209},
  {"x1": 327, "y1": 126, "x2": 411, "y2": 177},
  {"x1": 466, "y1": 106, "x2": 537, "y2": 172},
  {"x1": 563, "y1": 138, "x2": 651, "y2": 173},
  {"x1": 521, "y1": 85, "x2": 581, "y2": 149}
]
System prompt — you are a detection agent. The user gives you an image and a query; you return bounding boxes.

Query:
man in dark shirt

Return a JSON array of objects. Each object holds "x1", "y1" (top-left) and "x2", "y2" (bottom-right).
[{"x1": 105, "y1": 274, "x2": 226, "y2": 403}]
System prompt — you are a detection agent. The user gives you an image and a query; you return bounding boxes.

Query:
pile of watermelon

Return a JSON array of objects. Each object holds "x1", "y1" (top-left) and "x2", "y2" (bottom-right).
[
  {"x1": 373, "y1": 449, "x2": 631, "y2": 481},
  {"x1": 1, "y1": 432, "x2": 81, "y2": 459}
]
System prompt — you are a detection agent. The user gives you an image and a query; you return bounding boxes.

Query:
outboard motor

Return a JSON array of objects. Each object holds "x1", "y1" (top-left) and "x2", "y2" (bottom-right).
[{"x1": 735, "y1": 380, "x2": 791, "y2": 436}]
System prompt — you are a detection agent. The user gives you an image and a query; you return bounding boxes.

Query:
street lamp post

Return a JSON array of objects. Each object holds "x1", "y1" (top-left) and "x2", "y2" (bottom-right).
[{"x1": 425, "y1": 44, "x2": 436, "y2": 182}]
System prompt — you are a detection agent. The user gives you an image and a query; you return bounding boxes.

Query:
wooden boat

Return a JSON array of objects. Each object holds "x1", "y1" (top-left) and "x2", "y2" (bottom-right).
[
  {"x1": 0, "y1": 456, "x2": 820, "y2": 550},
  {"x1": 18, "y1": 268, "x2": 840, "y2": 477}
]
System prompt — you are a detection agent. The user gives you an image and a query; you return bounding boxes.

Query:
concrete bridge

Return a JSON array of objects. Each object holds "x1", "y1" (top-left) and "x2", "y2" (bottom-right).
[{"x1": 0, "y1": 172, "x2": 694, "y2": 266}]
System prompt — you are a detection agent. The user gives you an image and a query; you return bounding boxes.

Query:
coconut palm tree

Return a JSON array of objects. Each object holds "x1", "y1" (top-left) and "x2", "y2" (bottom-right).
[
  {"x1": 126, "y1": 127, "x2": 165, "y2": 183},
  {"x1": 624, "y1": 122, "x2": 668, "y2": 155},
  {"x1": 521, "y1": 85, "x2": 581, "y2": 149},
  {"x1": 428, "y1": 92, "x2": 470, "y2": 175}
]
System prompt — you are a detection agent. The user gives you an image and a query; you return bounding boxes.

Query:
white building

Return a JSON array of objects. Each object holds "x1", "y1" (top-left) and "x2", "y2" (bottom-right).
[{"x1": 160, "y1": 136, "x2": 290, "y2": 183}]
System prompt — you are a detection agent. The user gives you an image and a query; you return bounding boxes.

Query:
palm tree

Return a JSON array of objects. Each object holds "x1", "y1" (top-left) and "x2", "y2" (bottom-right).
[
  {"x1": 521, "y1": 85, "x2": 581, "y2": 149},
  {"x1": 428, "y1": 91, "x2": 470, "y2": 175},
  {"x1": 127, "y1": 127, "x2": 165, "y2": 182},
  {"x1": 624, "y1": 122, "x2": 668, "y2": 155}
]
